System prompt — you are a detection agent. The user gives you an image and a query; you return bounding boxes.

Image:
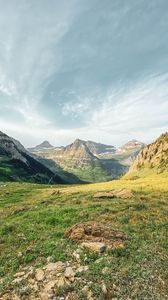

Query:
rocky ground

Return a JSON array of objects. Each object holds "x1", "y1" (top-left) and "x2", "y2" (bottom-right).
[{"x1": 0, "y1": 222, "x2": 126, "y2": 300}]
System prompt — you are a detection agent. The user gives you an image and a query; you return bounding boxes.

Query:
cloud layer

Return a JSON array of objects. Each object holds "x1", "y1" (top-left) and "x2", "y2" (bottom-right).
[{"x1": 0, "y1": 0, "x2": 168, "y2": 147}]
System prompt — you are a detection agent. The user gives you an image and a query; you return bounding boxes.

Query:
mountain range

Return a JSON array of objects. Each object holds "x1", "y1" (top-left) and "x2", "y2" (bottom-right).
[
  {"x1": 28, "y1": 138, "x2": 145, "y2": 183},
  {"x1": 0, "y1": 130, "x2": 167, "y2": 184}
]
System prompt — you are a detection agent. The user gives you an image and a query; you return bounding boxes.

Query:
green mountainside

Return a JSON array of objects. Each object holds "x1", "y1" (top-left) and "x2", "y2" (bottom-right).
[{"x1": 0, "y1": 131, "x2": 65, "y2": 184}]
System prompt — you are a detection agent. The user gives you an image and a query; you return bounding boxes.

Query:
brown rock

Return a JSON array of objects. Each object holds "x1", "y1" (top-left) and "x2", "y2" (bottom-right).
[
  {"x1": 64, "y1": 267, "x2": 75, "y2": 282},
  {"x1": 93, "y1": 189, "x2": 133, "y2": 199},
  {"x1": 39, "y1": 292, "x2": 50, "y2": 300},
  {"x1": 81, "y1": 241, "x2": 106, "y2": 253},
  {"x1": 35, "y1": 269, "x2": 45, "y2": 282},
  {"x1": 65, "y1": 221, "x2": 127, "y2": 250},
  {"x1": 44, "y1": 280, "x2": 57, "y2": 292}
]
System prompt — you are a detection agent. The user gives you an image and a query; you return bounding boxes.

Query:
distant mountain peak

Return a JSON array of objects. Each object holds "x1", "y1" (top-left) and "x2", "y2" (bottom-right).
[
  {"x1": 28, "y1": 140, "x2": 54, "y2": 152},
  {"x1": 117, "y1": 140, "x2": 145, "y2": 154},
  {"x1": 37, "y1": 141, "x2": 53, "y2": 148}
]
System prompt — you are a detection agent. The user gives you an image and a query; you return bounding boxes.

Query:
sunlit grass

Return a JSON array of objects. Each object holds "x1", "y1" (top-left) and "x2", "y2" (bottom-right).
[{"x1": 0, "y1": 174, "x2": 168, "y2": 298}]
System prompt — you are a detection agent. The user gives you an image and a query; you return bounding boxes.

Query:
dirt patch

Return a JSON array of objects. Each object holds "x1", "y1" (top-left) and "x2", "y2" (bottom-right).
[
  {"x1": 65, "y1": 221, "x2": 127, "y2": 250},
  {"x1": 93, "y1": 189, "x2": 133, "y2": 199}
]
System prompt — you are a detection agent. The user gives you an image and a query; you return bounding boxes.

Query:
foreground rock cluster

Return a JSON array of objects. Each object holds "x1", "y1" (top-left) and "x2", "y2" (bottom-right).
[
  {"x1": 1, "y1": 222, "x2": 127, "y2": 300},
  {"x1": 1, "y1": 259, "x2": 88, "y2": 300}
]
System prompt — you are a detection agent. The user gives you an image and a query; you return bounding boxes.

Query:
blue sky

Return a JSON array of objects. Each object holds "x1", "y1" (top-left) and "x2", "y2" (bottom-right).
[{"x1": 0, "y1": 0, "x2": 168, "y2": 147}]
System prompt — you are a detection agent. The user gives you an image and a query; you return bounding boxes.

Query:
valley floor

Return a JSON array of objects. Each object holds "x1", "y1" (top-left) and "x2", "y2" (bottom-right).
[{"x1": 0, "y1": 175, "x2": 168, "y2": 299}]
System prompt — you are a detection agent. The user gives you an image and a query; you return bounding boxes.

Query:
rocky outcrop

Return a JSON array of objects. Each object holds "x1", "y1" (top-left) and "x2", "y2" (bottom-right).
[
  {"x1": 65, "y1": 221, "x2": 127, "y2": 250},
  {"x1": 93, "y1": 189, "x2": 133, "y2": 199},
  {"x1": 130, "y1": 132, "x2": 168, "y2": 172}
]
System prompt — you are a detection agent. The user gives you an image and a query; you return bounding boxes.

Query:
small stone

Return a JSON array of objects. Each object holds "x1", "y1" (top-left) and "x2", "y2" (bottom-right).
[
  {"x1": 56, "y1": 276, "x2": 66, "y2": 287},
  {"x1": 101, "y1": 283, "x2": 107, "y2": 294},
  {"x1": 14, "y1": 271, "x2": 25, "y2": 277},
  {"x1": 47, "y1": 256, "x2": 54, "y2": 263},
  {"x1": 17, "y1": 252, "x2": 23, "y2": 258},
  {"x1": 35, "y1": 269, "x2": 45, "y2": 281},
  {"x1": 102, "y1": 267, "x2": 109, "y2": 274},
  {"x1": 44, "y1": 280, "x2": 57, "y2": 292},
  {"x1": 64, "y1": 267, "x2": 75, "y2": 279},
  {"x1": 39, "y1": 292, "x2": 50, "y2": 300},
  {"x1": 81, "y1": 242, "x2": 106, "y2": 253},
  {"x1": 45, "y1": 262, "x2": 58, "y2": 272},
  {"x1": 73, "y1": 249, "x2": 81, "y2": 261},
  {"x1": 12, "y1": 277, "x2": 24, "y2": 284},
  {"x1": 45, "y1": 262, "x2": 66, "y2": 273},
  {"x1": 82, "y1": 285, "x2": 94, "y2": 300},
  {"x1": 76, "y1": 266, "x2": 89, "y2": 273}
]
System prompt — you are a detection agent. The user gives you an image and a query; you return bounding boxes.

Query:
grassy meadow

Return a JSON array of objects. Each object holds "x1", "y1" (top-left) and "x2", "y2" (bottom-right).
[{"x1": 0, "y1": 174, "x2": 168, "y2": 299}]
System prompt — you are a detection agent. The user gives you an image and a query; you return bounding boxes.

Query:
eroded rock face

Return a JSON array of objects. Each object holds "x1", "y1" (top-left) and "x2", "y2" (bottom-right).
[
  {"x1": 65, "y1": 221, "x2": 127, "y2": 251},
  {"x1": 93, "y1": 189, "x2": 133, "y2": 199},
  {"x1": 130, "y1": 132, "x2": 168, "y2": 172}
]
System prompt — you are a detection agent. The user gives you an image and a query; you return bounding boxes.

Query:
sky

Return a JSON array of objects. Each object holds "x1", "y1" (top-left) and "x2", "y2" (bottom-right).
[{"x1": 0, "y1": 0, "x2": 168, "y2": 147}]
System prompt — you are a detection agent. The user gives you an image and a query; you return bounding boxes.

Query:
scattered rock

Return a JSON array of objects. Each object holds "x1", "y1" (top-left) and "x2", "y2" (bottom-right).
[
  {"x1": 47, "y1": 256, "x2": 54, "y2": 263},
  {"x1": 93, "y1": 189, "x2": 133, "y2": 199},
  {"x1": 82, "y1": 285, "x2": 94, "y2": 300},
  {"x1": 17, "y1": 252, "x2": 23, "y2": 258},
  {"x1": 64, "y1": 267, "x2": 75, "y2": 282},
  {"x1": 45, "y1": 262, "x2": 66, "y2": 273},
  {"x1": 101, "y1": 283, "x2": 107, "y2": 294},
  {"x1": 102, "y1": 267, "x2": 109, "y2": 274},
  {"x1": 81, "y1": 242, "x2": 106, "y2": 253},
  {"x1": 56, "y1": 276, "x2": 67, "y2": 287},
  {"x1": 72, "y1": 249, "x2": 81, "y2": 261},
  {"x1": 39, "y1": 291, "x2": 50, "y2": 300},
  {"x1": 65, "y1": 292, "x2": 79, "y2": 300},
  {"x1": 14, "y1": 271, "x2": 25, "y2": 278},
  {"x1": 76, "y1": 265, "x2": 89, "y2": 273},
  {"x1": 43, "y1": 280, "x2": 57, "y2": 292},
  {"x1": 35, "y1": 269, "x2": 45, "y2": 281}
]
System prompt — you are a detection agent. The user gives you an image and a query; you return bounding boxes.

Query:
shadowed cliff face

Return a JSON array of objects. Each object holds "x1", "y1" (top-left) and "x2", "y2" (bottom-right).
[
  {"x1": 130, "y1": 132, "x2": 168, "y2": 172},
  {"x1": 0, "y1": 131, "x2": 65, "y2": 184}
]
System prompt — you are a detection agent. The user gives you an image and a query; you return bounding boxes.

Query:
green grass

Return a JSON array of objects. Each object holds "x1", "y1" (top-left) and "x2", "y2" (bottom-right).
[{"x1": 0, "y1": 177, "x2": 168, "y2": 299}]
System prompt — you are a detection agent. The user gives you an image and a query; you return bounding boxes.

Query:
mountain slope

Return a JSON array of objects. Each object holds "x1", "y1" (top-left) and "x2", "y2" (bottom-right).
[
  {"x1": 29, "y1": 139, "x2": 126, "y2": 182},
  {"x1": 0, "y1": 132, "x2": 65, "y2": 183},
  {"x1": 127, "y1": 132, "x2": 168, "y2": 176}
]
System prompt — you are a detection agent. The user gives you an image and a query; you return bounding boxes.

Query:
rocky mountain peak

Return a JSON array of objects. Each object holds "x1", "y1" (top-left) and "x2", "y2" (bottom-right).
[
  {"x1": 39, "y1": 141, "x2": 53, "y2": 148},
  {"x1": 28, "y1": 141, "x2": 54, "y2": 152}
]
